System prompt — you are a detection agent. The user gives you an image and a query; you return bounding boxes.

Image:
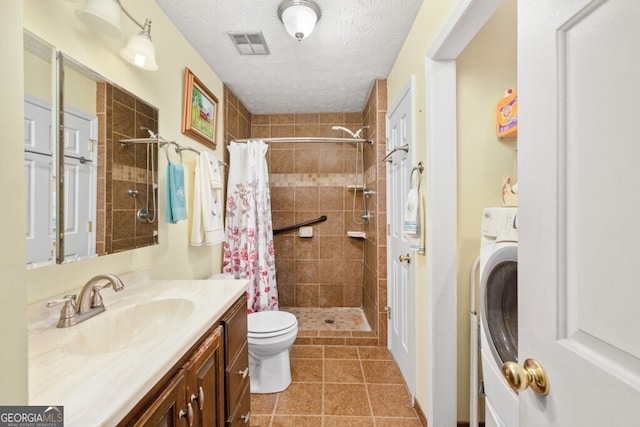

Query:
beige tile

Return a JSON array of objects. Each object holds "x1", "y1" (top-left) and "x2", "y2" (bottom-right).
[
  {"x1": 270, "y1": 187, "x2": 295, "y2": 211},
  {"x1": 294, "y1": 186, "x2": 319, "y2": 210},
  {"x1": 270, "y1": 149, "x2": 295, "y2": 174},
  {"x1": 295, "y1": 284, "x2": 319, "y2": 306},
  {"x1": 249, "y1": 414, "x2": 271, "y2": 426},
  {"x1": 367, "y1": 384, "x2": 417, "y2": 418},
  {"x1": 275, "y1": 383, "x2": 323, "y2": 415},
  {"x1": 324, "y1": 345, "x2": 359, "y2": 359},
  {"x1": 251, "y1": 114, "x2": 270, "y2": 125},
  {"x1": 319, "y1": 285, "x2": 343, "y2": 307},
  {"x1": 324, "y1": 359, "x2": 364, "y2": 383},
  {"x1": 251, "y1": 392, "x2": 278, "y2": 414},
  {"x1": 295, "y1": 237, "x2": 319, "y2": 260},
  {"x1": 295, "y1": 113, "x2": 319, "y2": 124},
  {"x1": 295, "y1": 261, "x2": 319, "y2": 284},
  {"x1": 294, "y1": 148, "x2": 320, "y2": 174},
  {"x1": 357, "y1": 346, "x2": 393, "y2": 361},
  {"x1": 271, "y1": 415, "x2": 322, "y2": 426},
  {"x1": 361, "y1": 360, "x2": 404, "y2": 384},
  {"x1": 373, "y1": 418, "x2": 423, "y2": 426},
  {"x1": 318, "y1": 187, "x2": 344, "y2": 210},
  {"x1": 323, "y1": 416, "x2": 375, "y2": 426},
  {"x1": 271, "y1": 114, "x2": 295, "y2": 125},
  {"x1": 290, "y1": 358, "x2": 323, "y2": 383},
  {"x1": 271, "y1": 124, "x2": 295, "y2": 138},
  {"x1": 319, "y1": 236, "x2": 344, "y2": 260},
  {"x1": 323, "y1": 383, "x2": 371, "y2": 416},
  {"x1": 319, "y1": 148, "x2": 344, "y2": 173},
  {"x1": 290, "y1": 345, "x2": 324, "y2": 359},
  {"x1": 318, "y1": 112, "x2": 344, "y2": 124}
]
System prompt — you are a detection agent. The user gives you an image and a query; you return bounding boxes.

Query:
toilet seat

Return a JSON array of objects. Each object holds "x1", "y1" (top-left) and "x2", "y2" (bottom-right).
[{"x1": 248, "y1": 311, "x2": 297, "y2": 338}]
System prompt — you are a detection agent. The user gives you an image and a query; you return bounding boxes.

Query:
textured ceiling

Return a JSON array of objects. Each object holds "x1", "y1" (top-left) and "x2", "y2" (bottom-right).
[{"x1": 155, "y1": 0, "x2": 423, "y2": 114}]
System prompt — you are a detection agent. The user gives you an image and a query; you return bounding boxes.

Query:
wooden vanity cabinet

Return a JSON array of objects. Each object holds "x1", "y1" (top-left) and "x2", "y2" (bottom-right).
[
  {"x1": 185, "y1": 325, "x2": 226, "y2": 427},
  {"x1": 221, "y1": 297, "x2": 251, "y2": 426},
  {"x1": 130, "y1": 326, "x2": 224, "y2": 427},
  {"x1": 119, "y1": 296, "x2": 249, "y2": 427},
  {"x1": 131, "y1": 371, "x2": 188, "y2": 427}
]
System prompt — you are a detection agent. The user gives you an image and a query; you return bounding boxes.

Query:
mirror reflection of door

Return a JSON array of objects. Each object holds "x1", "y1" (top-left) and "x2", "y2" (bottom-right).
[
  {"x1": 62, "y1": 107, "x2": 97, "y2": 262},
  {"x1": 24, "y1": 30, "x2": 55, "y2": 268},
  {"x1": 24, "y1": 97, "x2": 54, "y2": 267}
]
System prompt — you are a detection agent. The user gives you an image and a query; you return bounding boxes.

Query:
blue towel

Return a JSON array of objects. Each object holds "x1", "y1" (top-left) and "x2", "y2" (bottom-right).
[{"x1": 166, "y1": 162, "x2": 187, "y2": 223}]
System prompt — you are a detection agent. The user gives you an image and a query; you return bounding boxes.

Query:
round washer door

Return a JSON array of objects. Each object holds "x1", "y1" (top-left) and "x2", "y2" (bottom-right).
[{"x1": 480, "y1": 244, "x2": 518, "y2": 368}]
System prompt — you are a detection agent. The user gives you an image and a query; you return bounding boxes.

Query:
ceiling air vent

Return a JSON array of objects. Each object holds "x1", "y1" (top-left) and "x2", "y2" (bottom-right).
[{"x1": 227, "y1": 32, "x2": 270, "y2": 55}]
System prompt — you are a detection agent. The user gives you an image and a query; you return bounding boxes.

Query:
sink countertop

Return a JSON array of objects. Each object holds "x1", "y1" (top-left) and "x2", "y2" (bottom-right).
[{"x1": 28, "y1": 272, "x2": 248, "y2": 427}]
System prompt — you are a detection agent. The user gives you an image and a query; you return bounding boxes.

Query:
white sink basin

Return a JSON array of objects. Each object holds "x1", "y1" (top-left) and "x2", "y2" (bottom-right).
[{"x1": 65, "y1": 298, "x2": 195, "y2": 355}]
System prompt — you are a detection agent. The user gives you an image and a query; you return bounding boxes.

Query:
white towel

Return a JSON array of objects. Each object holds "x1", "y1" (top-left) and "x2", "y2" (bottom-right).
[
  {"x1": 403, "y1": 188, "x2": 425, "y2": 254},
  {"x1": 191, "y1": 151, "x2": 225, "y2": 246},
  {"x1": 403, "y1": 188, "x2": 420, "y2": 236}
]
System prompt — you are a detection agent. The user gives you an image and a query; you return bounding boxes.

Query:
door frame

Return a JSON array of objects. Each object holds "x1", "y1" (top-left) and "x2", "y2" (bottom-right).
[
  {"x1": 386, "y1": 76, "x2": 416, "y2": 397},
  {"x1": 424, "y1": 0, "x2": 503, "y2": 425}
]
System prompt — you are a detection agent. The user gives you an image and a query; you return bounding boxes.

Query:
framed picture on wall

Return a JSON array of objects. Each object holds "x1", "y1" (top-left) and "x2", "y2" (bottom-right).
[{"x1": 182, "y1": 67, "x2": 218, "y2": 147}]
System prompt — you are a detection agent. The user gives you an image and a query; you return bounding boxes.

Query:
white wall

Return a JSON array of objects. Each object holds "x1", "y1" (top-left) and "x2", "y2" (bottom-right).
[
  {"x1": 386, "y1": 0, "x2": 462, "y2": 414},
  {"x1": 0, "y1": 0, "x2": 28, "y2": 404}
]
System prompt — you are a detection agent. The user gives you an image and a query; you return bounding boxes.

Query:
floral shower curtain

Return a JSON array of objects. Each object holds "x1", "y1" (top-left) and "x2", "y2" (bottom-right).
[{"x1": 223, "y1": 140, "x2": 279, "y2": 313}]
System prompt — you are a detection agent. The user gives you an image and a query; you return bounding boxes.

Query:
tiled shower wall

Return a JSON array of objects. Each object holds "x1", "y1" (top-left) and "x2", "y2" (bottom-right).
[
  {"x1": 222, "y1": 84, "x2": 388, "y2": 345},
  {"x1": 362, "y1": 80, "x2": 388, "y2": 344},
  {"x1": 251, "y1": 113, "x2": 367, "y2": 309},
  {"x1": 96, "y1": 83, "x2": 158, "y2": 255}
]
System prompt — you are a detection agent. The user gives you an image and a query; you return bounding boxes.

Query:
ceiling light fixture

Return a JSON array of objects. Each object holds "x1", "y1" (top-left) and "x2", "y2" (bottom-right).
[
  {"x1": 277, "y1": 0, "x2": 321, "y2": 41},
  {"x1": 76, "y1": 0, "x2": 158, "y2": 71}
]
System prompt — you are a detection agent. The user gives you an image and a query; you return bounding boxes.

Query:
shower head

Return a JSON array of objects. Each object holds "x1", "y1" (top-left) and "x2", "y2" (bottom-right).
[
  {"x1": 331, "y1": 125, "x2": 370, "y2": 139},
  {"x1": 331, "y1": 126, "x2": 356, "y2": 138}
]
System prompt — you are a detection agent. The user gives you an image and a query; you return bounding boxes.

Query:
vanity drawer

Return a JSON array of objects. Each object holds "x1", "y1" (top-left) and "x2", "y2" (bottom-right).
[
  {"x1": 226, "y1": 381, "x2": 251, "y2": 427},
  {"x1": 226, "y1": 340, "x2": 249, "y2": 412},
  {"x1": 222, "y1": 297, "x2": 247, "y2": 362}
]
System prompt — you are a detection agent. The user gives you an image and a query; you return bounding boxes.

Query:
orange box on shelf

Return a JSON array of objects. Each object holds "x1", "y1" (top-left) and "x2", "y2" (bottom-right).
[{"x1": 496, "y1": 88, "x2": 518, "y2": 140}]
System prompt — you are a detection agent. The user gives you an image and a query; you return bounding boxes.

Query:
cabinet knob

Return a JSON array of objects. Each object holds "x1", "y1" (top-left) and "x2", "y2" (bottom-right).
[
  {"x1": 191, "y1": 386, "x2": 205, "y2": 411},
  {"x1": 238, "y1": 367, "x2": 249, "y2": 379},
  {"x1": 240, "y1": 412, "x2": 251, "y2": 424},
  {"x1": 179, "y1": 402, "x2": 194, "y2": 427}
]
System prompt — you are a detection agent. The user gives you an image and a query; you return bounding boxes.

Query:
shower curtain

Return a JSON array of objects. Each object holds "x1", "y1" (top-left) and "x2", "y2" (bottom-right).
[{"x1": 223, "y1": 140, "x2": 279, "y2": 313}]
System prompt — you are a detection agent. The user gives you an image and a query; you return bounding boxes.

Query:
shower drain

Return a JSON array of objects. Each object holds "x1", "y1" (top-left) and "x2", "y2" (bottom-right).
[{"x1": 324, "y1": 319, "x2": 335, "y2": 324}]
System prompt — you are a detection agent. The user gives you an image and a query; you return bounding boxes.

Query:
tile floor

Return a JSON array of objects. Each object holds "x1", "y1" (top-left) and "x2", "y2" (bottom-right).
[
  {"x1": 250, "y1": 345, "x2": 422, "y2": 426},
  {"x1": 282, "y1": 307, "x2": 371, "y2": 332}
]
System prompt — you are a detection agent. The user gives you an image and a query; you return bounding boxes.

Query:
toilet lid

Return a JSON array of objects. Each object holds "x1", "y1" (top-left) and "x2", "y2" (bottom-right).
[{"x1": 248, "y1": 311, "x2": 297, "y2": 334}]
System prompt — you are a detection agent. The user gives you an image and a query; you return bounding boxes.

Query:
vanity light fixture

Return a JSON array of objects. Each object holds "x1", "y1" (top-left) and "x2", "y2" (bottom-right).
[
  {"x1": 277, "y1": 0, "x2": 321, "y2": 41},
  {"x1": 76, "y1": 0, "x2": 158, "y2": 71}
]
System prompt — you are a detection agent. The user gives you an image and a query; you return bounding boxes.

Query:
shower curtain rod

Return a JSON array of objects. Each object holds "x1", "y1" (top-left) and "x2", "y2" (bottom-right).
[{"x1": 230, "y1": 137, "x2": 373, "y2": 145}]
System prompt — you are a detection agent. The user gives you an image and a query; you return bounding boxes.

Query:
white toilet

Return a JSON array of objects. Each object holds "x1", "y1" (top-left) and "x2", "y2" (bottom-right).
[{"x1": 247, "y1": 310, "x2": 298, "y2": 394}]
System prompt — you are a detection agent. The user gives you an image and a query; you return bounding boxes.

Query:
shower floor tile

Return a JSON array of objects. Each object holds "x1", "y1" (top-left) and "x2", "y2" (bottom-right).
[{"x1": 281, "y1": 307, "x2": 371, "y2": 332}]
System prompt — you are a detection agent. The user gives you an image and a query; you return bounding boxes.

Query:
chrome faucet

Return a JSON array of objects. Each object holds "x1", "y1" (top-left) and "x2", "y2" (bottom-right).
[{"x1": 47, "y1": 274, "x2": 125, "y2": 328}]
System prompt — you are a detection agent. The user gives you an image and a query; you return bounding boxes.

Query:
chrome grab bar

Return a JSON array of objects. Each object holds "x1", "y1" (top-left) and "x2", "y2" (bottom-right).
[{"x1": 381, "y1": 144, "x2": 409, "y2": 163}]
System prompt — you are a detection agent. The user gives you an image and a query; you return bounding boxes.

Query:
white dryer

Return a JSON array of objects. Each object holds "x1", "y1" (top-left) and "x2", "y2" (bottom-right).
[{"x1": 479, "y1": 207, "x2": 518, "y2": 427}]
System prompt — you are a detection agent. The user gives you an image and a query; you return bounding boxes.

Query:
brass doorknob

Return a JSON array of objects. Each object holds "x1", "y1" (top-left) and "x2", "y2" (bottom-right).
[
  {"x1": 399, "y1": 254, "x2": 411, "y2": 263},
  {"x1": 502, "y1": 358, "x2": 549, "y2": 395}
]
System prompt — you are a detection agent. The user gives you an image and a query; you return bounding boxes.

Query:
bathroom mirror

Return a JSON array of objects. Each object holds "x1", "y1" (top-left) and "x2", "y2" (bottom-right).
[{"x1": 24, "y1": 29, "x2": 160, "y2": 267}]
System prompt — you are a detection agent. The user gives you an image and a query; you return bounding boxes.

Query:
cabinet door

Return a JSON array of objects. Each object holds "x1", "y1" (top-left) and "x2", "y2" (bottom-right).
[
  {"x1": 186, "y1": 325, "x2": 225, "y2": 427},
  {"x1": 133, "y1": 371, "x2": 191, "y2": 427}
]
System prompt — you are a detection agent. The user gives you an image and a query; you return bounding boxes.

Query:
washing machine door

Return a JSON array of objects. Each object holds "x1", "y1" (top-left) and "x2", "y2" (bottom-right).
[{"x1": 480, "y1": 244, "x2": 518, "y2": 368}]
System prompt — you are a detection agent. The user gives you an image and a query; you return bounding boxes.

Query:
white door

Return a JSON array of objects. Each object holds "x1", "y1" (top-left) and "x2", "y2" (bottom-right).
[
  {"x1": 24, "y1": 97, "x2": 54, "y2": 267},
  {"x1": 518, "y1": 0, "x2": 640, "y2": 425},
  {"x1": 386, "y1": 81, "x2": 415, "y2": 396},
  {"x1": 62, "y1": 108, "x2": 96, "y2": 262}
]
